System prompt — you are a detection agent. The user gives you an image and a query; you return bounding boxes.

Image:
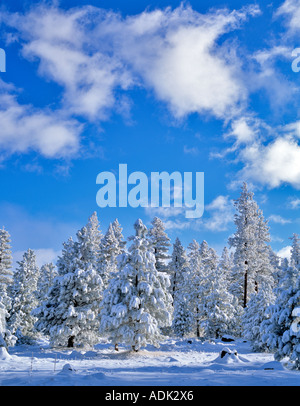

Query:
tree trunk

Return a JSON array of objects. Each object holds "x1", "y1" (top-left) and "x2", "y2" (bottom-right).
[
  {"x1": 243, "y1": 263, "x2": 248, "y2": 308},
  {"x1": 196, "y1": 305, "x2": 200, "y2": 338},
  {"x1": 67, "y1": 335, "x2": 75, "y2": 348}
]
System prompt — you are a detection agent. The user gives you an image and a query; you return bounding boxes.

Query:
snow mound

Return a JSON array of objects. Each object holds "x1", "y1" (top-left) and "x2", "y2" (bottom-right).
[
  {"x1": 212, "y1": 347, "x2": 245, "y2": 364},
  {"x1": 221, "y1": 335, "x2": 235, "y2": 343},
  {"x1": 260, "y1": 361, "x2": 285, "y2": 371},
  {"x1": 0, "y1": 347, "x2": 11, "y2": 360},
  {"x1": 59, "y1": 363, "x2": 77, "y2": 374}
]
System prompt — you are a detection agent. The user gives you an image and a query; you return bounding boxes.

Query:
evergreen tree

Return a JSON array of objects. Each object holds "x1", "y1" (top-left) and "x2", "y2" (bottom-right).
[
  {"x1": 56, "y1": 237, "x2": 77, "y2": 276},
  {"x1": 186, "y1": 240, "x2": 204, "y2": 337},
  {"x1": 98, "y1": 223, "x2": 120, "y2": 288},
  {"x1": 34, "y1": 264, "x2": 103, "y2": 348},
  {"x1": 112, "y1": 218, "x2": 126, "y2": 253},
  {"x1": 37, "y1": 262, "x2": 58, "y2": 303},
  {"x1": 228, "y1": 182, "x2": 260, "y2": 307},
  {"x1": 0, "y1": 227, "x2": 13, "y2": 312},
  {"x1": 76, "y1": 212, "x2": 102, "y2": 272},
  {"x1": 34, "y1": 214, "x2": 104, "y2": 348},
  {"x1": 261, "y1": 237, "x2": 300, "y2": 368},
  {"x1": 100, "y1": 219, "x2": 172, "y2": 351},
  {"x1": 169, "y1": 238, "x2": 189, "y2": 303},
  {"x1": 219, "y1": 246, "x2": 234, "y2": 288},
  {"x1": 8, "y1": 249, "x2": 40, "y2": 344},
  {"x1": 148, "y1": 217, "x2": 171, "y2": 274},
  {"x1": 201, "y1": 264, "x2": 239, "y2": 339},
  {"x1": 242, "y1": 280, "x2": 275, "y2": 351},
  {"x1": 255, "y1": 210, "x2": 275, "y2": 290}
]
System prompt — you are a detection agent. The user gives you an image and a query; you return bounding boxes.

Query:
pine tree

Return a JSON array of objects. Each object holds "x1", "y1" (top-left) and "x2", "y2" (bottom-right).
[
  {"x1": 76, "y1": 212, "x2": 102, "y2": 272},
  {"x1": 37, "y1": 262, "x2": 58, "y2": 303},
  {"x1": 0, "y1": 227, "x2": 13, "y2": 312},
  {"x1": 169, "y1": 238, "x2": 189, "y2": 303},
  {"x1": 255, "y1": 210, "x2": 275, "y2": 290},
  {"x1": 98, "y1": 223, "x2": 120, "y2": 288},
  {"x1": 56, "y1": 237, "x2": 77, "y2": 276},
  {"x1": 242, "y1": 280, "x2": 275, "y2": 351},
  {"x1": 201, "y1": 264, "x2": 239, "y2": 339},
  {"x1": 229, "y1": 182, "x2": 260, "y2": 307},
  {"x1": 261, "y1": 236, "x2": 300, "y2": 368},
  {"x1": 148, "y1": 217, "x2": 171, "y2": 274},
  {"x1": 112, "y1": 218, "x2": 126, "y2": 253},
  {"x1": 34, "y1": 217, "x2": 104, "y2": 348},
  {"x1": 8, "y1": 249, "x2": 40, "y2": 344},
  {"x1": 186, "y1": 240, "x2": 204, "y2": 337},
  {"x1": 100, "y1": 219, "x2": 172, "y2": 351},
  {"x1": 219, "y1": 246, "x2": 234, "y2": 288}
]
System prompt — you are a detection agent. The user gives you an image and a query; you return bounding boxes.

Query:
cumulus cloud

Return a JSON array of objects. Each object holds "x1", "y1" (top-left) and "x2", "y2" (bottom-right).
[
  {"x1": 239, "y1": 135, "x2": 300, "y2": 189},
  {"x1": 0, "y1": 81, "x2": 81, "y2": 159},
  {"x1": 276, "y1": 0, "x2": 300, "y2": 34},
  {"x1": 1, "y1": 3, "x2": 260, "y2": 124}
]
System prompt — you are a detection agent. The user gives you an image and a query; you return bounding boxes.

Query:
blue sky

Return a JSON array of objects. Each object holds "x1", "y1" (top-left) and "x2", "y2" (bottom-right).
[{"x1": 1, "y1": 0, "x2": 300, "y2": 267}]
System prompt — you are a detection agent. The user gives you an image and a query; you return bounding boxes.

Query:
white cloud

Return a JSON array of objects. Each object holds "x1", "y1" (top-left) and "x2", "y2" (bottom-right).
[
  {"x1": 183, "y1": 145, "x2": 199, "y2": 155},
  {"x1": 268, "y1": 214, "x2": 291, "y2": 224},
  {"x1": 276, "y1": 0, "x2": 300, "y2": 34},
  {"x1": 239, "y1": 136, "x2": 300, "y2": 189},
  {"x1": 277, "y1": 245, "x2": 292, "y2": 260},
  {"x1": 204, "y1": 195, "x2": 234, "y2": 231},
  {"x1": 288, "y1": 197, "x2": 300, "y2": 209},
  {"x1": 1, "y1": 3, "x2": 260, "y2": 124},
  {"x1": 0, "y1": 81, "x2": 81, "y2": 159},
  {"x1": 228, "y1": 117, "x2": 258, "y2": 145},
  {"x1": 114, "y1": 5, "x2": 259, "y2": 120},
  {"x1": 2, "y1": 5, "x2": 132, "y2": 122}
]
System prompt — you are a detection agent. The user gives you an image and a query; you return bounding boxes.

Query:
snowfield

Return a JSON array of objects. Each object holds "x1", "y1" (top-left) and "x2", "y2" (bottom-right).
[{"x1": 1, "y1": 337, "x2": 300, "y2": 386}]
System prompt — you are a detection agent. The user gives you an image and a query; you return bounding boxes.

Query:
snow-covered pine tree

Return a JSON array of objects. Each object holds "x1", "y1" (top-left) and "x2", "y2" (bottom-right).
[
  {"x1": 242, "y1": 280, "x2": 275, "y2": 351},
  {"x1": 56, "y1": 237, "x2": 77, "y2": 276},
  {"x1": 241, "y1": 210, "x2": 276, "y2": 347},
  {"x1": 170, "y1": 238, "x2": 191, "y2": 336},
  {"x1": 148, "y1": 217, "x2": 171, "y2": 274},
  {"x1": 37, "y1": 262, "x2": 58, "y2": 304},
  {"x1": 219, "y1": 246, "x2": 234, "y2": 288},
  {"x1": 0, "y1": 227, "x2": 13, "y2": 312},
  {"x1": 200, "y1": 263, "x2": 239, "y2": 339},
  {"x1": 228, "y1": 182, "x2": 259, "y2": 308},
  {"x1": 198, "y1": 244, "x2": 235, "y2": 338},
  {"x1": 255, "y1": 210, "x2": 275, "y2": 290},
  {"x1": 268, "y1": 247, "x2": 282, "y2": 286},
  {"x1": 98, "y1": 223, "x2": 120, "y2": 288},
  {"x1": 100, "y1": 219, "x2": 172, "y2": 351},
  {"x1": 0, "y1": 228, "x2": 16, "y2": 349},
  {"x1": 169, "y1": 238, "x2": 189, "y2": 303},
  {"x1": 8, "y1": 249, "x2": 40, "y2": 344},
  {"x1": 186, "y1": 240, "x2": 204, "y2": 337},
  {"x1": 112, "y1": 218, "x2": 126, "y2": 253},
  {"x1": 261, "y1": 234, "x2": 300, "y2": 367},
  {"x1": 76, "y1": 211, "x2": 102, "y2": 272},
  {"x1": 34, "y1": 217, "x2": 104, "y2": 348},
  {"x1": 290, "y1": 233, "x2": 300, "y2": 268}
]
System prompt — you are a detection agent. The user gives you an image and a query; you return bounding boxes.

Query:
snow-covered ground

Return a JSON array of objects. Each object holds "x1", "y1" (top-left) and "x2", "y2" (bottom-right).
[{"x1": 0, "y1": 337, "x2": 300, "y2": 386}]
